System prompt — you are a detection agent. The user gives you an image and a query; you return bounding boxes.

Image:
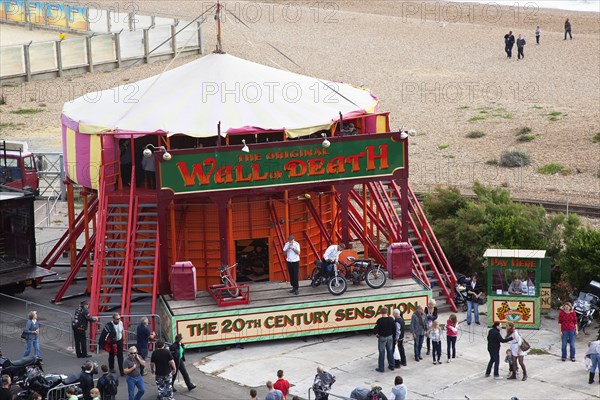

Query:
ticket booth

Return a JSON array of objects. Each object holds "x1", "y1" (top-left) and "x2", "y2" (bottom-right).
[{"x1": 484, "y1": 249, "x2": 551, "y2": 329}]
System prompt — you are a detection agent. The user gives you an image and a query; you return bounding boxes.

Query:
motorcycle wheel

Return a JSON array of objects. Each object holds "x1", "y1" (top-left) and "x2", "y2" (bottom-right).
[
  {"x1": 310, "y1": 268, "x2": 321, "y2": 287},
  {"x1": 328, "y1": 276, "x2": 347, "y2": 296},
  {"x1": 365, "y1": 265, "x2": 387, "y2": 289}
]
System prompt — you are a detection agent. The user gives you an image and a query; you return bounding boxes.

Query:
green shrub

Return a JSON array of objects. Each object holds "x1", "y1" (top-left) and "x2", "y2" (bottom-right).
[
  {"x1": 469, "y1": 116, "x2": 486, "y2": 122},
  {"x1": 548, "y1": 111, "x2": 562, "y2": 117},
  {"x1": 485, "y1": 159, "x2": 498, "y2": 165},
  {"x1": 10, "y1": 108, "x2": 44, "y2": 115},
  {"x1": 538, "y1": 163, "x2": 571, "y2": 175},
  {"x1": 438, "y1": 144, "x2": 449, "y2": 150},
  {"x1": 517, "y1": 134, "x2": 536, "y2": 142},
  {"x1": 0, "y1": 122, "x2": 25, "y2": 131},
  {"x1": 466, "y1": 130, "x2": 485, "y2": 139},
  {"x1": 499, "y1": 149, "x2": 531, "y2": 167},
  {"x1": 517, "y1": 127, "x2": 532, "y2": 135},
  {"x1": 593, "y1": 132, "x2": 600, "y2": 143}
]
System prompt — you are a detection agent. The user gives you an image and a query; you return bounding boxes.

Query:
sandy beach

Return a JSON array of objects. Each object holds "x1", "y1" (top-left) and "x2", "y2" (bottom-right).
[{"x1": 1, "y1": 0, "x2": 598, "y2": 204}]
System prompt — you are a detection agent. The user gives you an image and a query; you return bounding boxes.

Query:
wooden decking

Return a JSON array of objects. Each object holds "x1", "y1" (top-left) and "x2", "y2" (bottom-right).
[{"x1": 166, "y1": 277, "x2": 427, "y2": 316}]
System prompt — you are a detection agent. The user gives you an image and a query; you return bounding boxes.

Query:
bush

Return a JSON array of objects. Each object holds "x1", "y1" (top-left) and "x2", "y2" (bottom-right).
[
  {"x1": 517, "y1": 134, "x2": 535, "y2": 142},
  {"x1": 517, "y1": 127, "x2": 532, "y2": 135},
  {"x1": 560, "y1": 228, "x2": 600, "y2": 292},
  {"x1": 593, "y1": 132, "x2": 600, "y2": 143},
  {"x1": 499, "y1": 149, "x2": 531, "y2": 167},
  {"x1": 538, "y1": 163, "x2": 571, "y2": 175},
  {"x1": 466, "y1": 130, "x2": 485, "y2": 138},
  {"x1": 485, "y1": 159, "x2": 498, "y2": 165}
]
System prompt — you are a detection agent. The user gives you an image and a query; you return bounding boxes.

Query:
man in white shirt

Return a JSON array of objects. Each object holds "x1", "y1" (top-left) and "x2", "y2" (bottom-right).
[
  {"x1": 322, "y1": 244, "x2": 345, "y2": 274},
  {"x1": 108, "y1": 313, "x2": 125, "y2": 376},
  {"x1": 283, "y1": 235, "x2": 301, "y2": 295}
]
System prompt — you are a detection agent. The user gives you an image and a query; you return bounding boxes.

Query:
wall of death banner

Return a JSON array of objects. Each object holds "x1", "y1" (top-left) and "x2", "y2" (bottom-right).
[{"x1": 174, "y1": 295, "x2": 427, "y2": 346}]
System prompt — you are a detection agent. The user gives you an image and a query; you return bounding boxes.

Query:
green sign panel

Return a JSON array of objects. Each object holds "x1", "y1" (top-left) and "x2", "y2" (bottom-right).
[{"x1": 159, "y1": 134, "x2": 404, "y2": 194}]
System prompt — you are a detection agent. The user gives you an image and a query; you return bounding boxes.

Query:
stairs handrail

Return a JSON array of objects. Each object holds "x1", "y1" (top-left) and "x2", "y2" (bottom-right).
[
  {"x1": 268, "y1": 201, "x2": 289, "y2": 282},
  {"x1": 304, "y1": 199, "x2": 334, "y2": 245},
  {"x1": 52, "y1": 231, "x2": 97, "y2": 303}
]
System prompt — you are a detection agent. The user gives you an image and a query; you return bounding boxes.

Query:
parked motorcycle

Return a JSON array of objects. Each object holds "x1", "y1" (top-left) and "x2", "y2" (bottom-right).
[
  {"x1": 0, "y1": 352, "x2": 44, "y2": 384},
  {"x1": 339, "y1": 256, "x2": 387, "y2": 289},
  {"x1": 15, "y1": 360, "x2": 95, "y2": 399},
  {"x1": 311, "y1": 260, "x2": 347, "y2": 295},
  {"x1": 572, "y1": 280, "x2": 600, "y2": 335}
]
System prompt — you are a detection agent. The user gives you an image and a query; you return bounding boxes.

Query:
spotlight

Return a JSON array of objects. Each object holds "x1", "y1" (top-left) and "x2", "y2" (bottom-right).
[
  {"x1": 241, "y1": 139, "x2": 250, "y2": 153},
  {"x1": 321, "y1": 133, "x2": 330, "y2": 148},
  {"x1": 400, "y1": 132, "x2": 408, "y2": 140},
  {"x1": 144, "y1": 144, "x2": 171, "y2": 161},
  {"x1": 408, "y1": 130, "x2": 417, "y2": 136}
]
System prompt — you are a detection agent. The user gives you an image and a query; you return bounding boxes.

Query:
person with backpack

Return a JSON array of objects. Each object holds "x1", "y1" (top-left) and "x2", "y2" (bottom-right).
[
  {"x1": 169, "y1": 334, "x2": 196, "y2": 392},
  {"x1": 72, "y1": 300, "x2": 98, "y2": 358},
  {"x1": 97, "y1": 364, "x2": 119, "y2": 400},
  {"x1": 98, "y1": 313, "x2": 125, "y2": 376}
]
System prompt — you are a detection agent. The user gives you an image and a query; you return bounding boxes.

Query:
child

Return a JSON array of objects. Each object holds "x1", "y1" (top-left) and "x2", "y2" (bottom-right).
[
  {"x1": 428, "y1": 320, "x2": 443, "y2": 364},
  {"x1": 505, "y1": 349, "x2": 516, "y2": 376},
  {"x1": 446, "y1": 314, "x2": 458, "y2": 362},
  {"x1": 90, "y1": 388, "x2": 101, "y2": 400},
  {"x1": 66, "y1": 387, "x2": 78, "y2": 400}
]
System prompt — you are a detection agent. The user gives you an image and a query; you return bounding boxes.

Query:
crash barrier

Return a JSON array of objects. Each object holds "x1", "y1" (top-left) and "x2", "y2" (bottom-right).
[
  {"x1": 46, "y1": 378, "x2": 98, "y2": 400},
  {"x1": 1, "y1": 3, "x2": 203, "y2": 84},
  {"x1": 308, "y1": 387, "x2": 352, "y2": 400},
  {"x1": 0, "y1": 292, "x2": 74, "y2": 350},
  {"x1": 90, "y1": 313, "x2": 162, "y2": 354}
]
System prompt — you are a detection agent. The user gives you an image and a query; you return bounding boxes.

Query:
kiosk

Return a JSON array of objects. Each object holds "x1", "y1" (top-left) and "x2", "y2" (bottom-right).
[{"x1": 484, "y1": 249, "x2": 551, "y2": 329}]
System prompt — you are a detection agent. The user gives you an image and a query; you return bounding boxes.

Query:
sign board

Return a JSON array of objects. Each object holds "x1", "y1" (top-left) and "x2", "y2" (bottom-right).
[
  {"x1": 540, "y1": 284, "x2": 551, "y2": 312},
  {"x1": 489, "y1": 297, "x2": 540, "y2": 329},
  {"x1": 165, "y1": 291, "x2": 428, "y2": 348},
  {"x1": 159, "y1": 133, "x2": 405, "y2": 195}
]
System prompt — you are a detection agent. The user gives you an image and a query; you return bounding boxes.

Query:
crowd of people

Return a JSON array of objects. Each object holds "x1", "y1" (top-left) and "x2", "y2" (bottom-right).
[{"x1": 502, "y1": 18, "x2": 574, "y2": 60}]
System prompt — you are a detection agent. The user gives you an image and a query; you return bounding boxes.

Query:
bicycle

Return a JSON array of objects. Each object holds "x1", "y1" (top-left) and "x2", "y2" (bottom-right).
[{"x1": 217, "y1": 263, "x2": 240, "y2": 298}]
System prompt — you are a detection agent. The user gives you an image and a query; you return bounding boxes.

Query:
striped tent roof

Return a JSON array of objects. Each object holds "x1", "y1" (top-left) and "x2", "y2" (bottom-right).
[{"x1": 62, "y1": 53, "x2": 378, "y2": 138}]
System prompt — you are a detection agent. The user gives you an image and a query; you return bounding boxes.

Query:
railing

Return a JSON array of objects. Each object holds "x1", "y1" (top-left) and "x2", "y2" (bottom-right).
[
  {"x1": 89, "y1": 313, "x2": 162, "y2": 353},
  {"x1": 268, "y1": 201, "x2": 289, "y2": 281},
  {"x1": 0, "y1": 292, "x2": 74, "y2": 350}
]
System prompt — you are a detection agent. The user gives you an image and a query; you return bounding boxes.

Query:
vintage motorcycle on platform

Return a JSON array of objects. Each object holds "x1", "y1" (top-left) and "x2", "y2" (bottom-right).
[
  {"x1": 339, "y1": 256, "x2": 387, "y2": 289},
  {"x1": 311, "y1": 260, "x2": 347, "y2": 295}
]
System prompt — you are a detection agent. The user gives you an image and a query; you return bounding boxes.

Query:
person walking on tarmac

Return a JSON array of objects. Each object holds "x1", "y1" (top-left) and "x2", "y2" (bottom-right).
[{"x1": 72, "y1": 300, "x2": 98, "y2": 358}]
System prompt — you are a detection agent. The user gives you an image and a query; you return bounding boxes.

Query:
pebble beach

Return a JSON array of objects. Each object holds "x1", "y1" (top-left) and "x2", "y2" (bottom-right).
[{"x1": 1, "y1": 0, "x2": 599, "y2": 205}]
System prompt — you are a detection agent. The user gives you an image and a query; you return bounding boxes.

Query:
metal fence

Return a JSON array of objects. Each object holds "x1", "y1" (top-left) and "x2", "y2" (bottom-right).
[
  {"x1": 90, "y1": 313, "x2": 162, "y2": 354},
  {"x1": 1, "y1": 2, "x2": 203, "y2": 84}
]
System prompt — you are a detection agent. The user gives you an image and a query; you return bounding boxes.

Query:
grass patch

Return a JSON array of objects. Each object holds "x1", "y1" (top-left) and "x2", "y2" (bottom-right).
[
  {"x1": 479, "y1": 110, "x2": 488, "y2": 114},
  {"x1": 485, "y1": 159, "x2": 498, "y2": 166},
  {"x1": 499, "y1": 149, "x2": 531, "y2": 167},
  {"x1": 469, "y1": 115, "x2": 486, "y2": 122},
  {"x1": 538, "y1": 163, "x2": 572, "y2": 175},
  {"x1": 592, "y1": 132, "x2": 600, "y2": 143},
  {"x1": 517, "y1": 127, "x2": 532, "y2": 135},
  {"x1": 531, "y1": 105, "x2": 543, "y2": 110},
  {"x1": 438, "y1": 144, "x2": 449, "y2": 150},
  {"x1": 500, "y1": 114, "x2": 513, "y2": 119},
  {"x1": 10, "y1": 108, "x2": 44, "y2": 115},
  {"x1": 517, "y1": 134, "x2": 536, "y2": 142},
  {"x1": 528, "y1": 348, "x2": 550, "y2": 355},
  {"x1": 0, "y1": 122, "x2": 25, "y2": 131},
  {"x1": 548, "y1": 111, "x2": 563, "y2": 117},
  {"x1": 458, "y1": 105, "x2": 470, "y2": 109},
  {"x1": 466, "y1": 130, "x2": 485, "y2": 139}
]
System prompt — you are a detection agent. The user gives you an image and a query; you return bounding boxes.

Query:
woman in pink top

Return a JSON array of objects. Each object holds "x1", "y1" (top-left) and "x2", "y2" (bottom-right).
[{"x1": 446, "y1": 314, "x2": 458, "y2": 362}]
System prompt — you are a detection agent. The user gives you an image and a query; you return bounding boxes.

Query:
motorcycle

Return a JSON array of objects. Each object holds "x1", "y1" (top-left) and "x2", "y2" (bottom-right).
[
  {"x1": 572, "y1": 280, "x2": 600, "y2": 335},
  {"x1": 311, "y1": 260, "x2": 347, "y2": 295},
  {"x1": 0, "y1": 352, "x2": 44, "y2": 384},
  {"x1": 15, "y1": 360, "x2": 95, "y2": 399},
  {"x1": 339, "y1": 256, "x2": 387, "y2": 289}
]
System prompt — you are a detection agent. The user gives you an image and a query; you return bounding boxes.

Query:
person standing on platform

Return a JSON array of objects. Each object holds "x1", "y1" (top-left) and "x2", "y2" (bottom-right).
[
  {"x1": 141, "y1": 153, "x2": 156, "y2": 189},
  {"x1": 124, "y1": 346, "x2": 145, "y2": 400},
  {"x1": 374, "y1": 308, "x2": 396, "y2": 372},
  {"x1": 151, "y1": 339, "x2": 176, "y2": 400},
  {"x1": 392, "y1": 309, "x2": 407, "y2": 367},
  {"x1": 273, "y1": 369, "x2": 290, "y2": 400},
  {"x1": 410, "y1": 306, "x2": 427, "y2": 362},
  {"x1": 119, "y1": 140, "x2": 132, "y2": 187},
  {"x1": 73, "y1": 300, "x2": 98, "y2": 358},
  {"x1": 466, "y1": 274, "x2": 482, "y2": 325},
  {"x1": 283, "y1": 235, "x2": 301, "y2": 295},
  {"x1": 136, "y1": 317, "x2": 155, "y2": 376}
]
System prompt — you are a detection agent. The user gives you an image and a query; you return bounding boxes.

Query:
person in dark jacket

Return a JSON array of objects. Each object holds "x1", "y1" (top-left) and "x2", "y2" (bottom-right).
[
  {"x1": 374, "y1": 308, "x2": 396, "y2": 373},
  {"x1": 485, "y1": 322, "x2": 512, "y2": 378},
  {"x1": 80, "y1": 361, "x2": 95, "y2": 400},
  {"x1": 517, "y1": 34, "x2": 526, "y2": 60},
  {"x1": 504, "y1": 31, "x2": 515, "y2": 58},
  {"x1": 392, "y1": 309, "x2": 407, "y2": 367},
  {"x1": 466, "y1": 274, "x2": 483, "y2": 325},
  {"x1": 410, "y1": 306, "x2": 427, "y2": 362},
  {"x1": 564, "y1": 18, "x2": 572, "y2": 40},
  {"x1": 73, "y1": 300, "x2": 98, "y2": 358},
  {"x1": 169, "y1": 334, "x2": 196, "y2": 392}
]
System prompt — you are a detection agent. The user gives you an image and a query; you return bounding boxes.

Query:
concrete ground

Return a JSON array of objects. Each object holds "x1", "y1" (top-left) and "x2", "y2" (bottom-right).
[{"x1": 1, "y1": 281, "x2": 599, "y2": 400}]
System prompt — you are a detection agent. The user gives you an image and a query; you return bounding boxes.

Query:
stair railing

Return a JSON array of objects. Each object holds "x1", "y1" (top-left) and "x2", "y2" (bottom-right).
[{"x1": 268, "y1": 201, "x2": 289, "y2": 282}]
